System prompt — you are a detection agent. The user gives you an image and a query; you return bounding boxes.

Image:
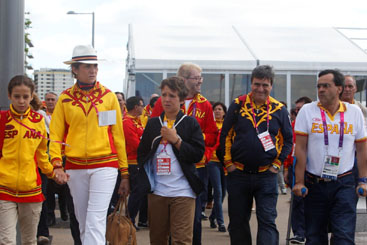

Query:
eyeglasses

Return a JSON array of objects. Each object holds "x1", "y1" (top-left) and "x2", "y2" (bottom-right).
[
  {"x1": 187, "y1": 76, "x2": 203, "y2": 81},
  {"x1": 316, "y1": 83, "x2": 332, "y2": 89}
]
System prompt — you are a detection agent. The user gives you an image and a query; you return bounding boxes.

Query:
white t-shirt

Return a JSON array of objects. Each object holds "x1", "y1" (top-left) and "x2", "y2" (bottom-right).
[
  {"x1": 152, "y1": 121, "x2": 196, "y2": 198},
  {"x1": 185, "y1": 99, "x2": 193, "y2": 114},
  {"x1": 295, "y1": 101, "x2": 366, "y2": 176}
]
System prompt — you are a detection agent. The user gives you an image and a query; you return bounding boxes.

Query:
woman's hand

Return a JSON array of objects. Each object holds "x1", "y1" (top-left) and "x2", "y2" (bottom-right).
[
  {"x1": 161, "y1": 126, "x2": 179, "y2": 144},
  {"x1": 118, "y1": 178, "x2": 130, "y2": 196},
  {"x1": 54, "y1": 168, "x2": 69, "y2": 185}
]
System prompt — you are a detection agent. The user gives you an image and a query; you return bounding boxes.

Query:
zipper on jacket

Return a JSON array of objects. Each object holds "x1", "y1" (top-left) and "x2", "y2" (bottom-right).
[
  {"x1": 15, "y1": 115, "x2": 24, "y2": 196},
  {"x1": 85, "y1": 96, "x2": 88, "y2": 164}
]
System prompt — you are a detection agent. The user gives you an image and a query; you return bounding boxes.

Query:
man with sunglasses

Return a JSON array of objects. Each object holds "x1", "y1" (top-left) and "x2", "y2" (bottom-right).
[
  {"x1": 220, "y1": 65, "x2": 293, "y2": 244},
  {"x1": 293, "y1": 69, "x2": 367, "y2": 244},
  {"x1": 151, "y1": 63, "x2": 218, "y2": 244}
]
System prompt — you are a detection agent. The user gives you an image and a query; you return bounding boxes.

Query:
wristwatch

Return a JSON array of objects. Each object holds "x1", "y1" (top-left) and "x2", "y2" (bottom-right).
[{"x1": 272, "y1": 165, "x2": 279, "y2": 171}]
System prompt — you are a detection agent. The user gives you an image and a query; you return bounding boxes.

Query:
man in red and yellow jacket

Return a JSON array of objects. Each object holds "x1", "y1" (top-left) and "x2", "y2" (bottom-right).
[
  {"x1": 123, "y1": 96, "x2": 145, "y2": 228},
  {"x1": 151, "y1": 63, "x2": 217, "y2": 245}
]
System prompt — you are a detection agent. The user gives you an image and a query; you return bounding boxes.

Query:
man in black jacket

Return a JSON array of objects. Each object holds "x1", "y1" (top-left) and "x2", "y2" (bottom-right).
[{"x1": 220, "y1": 65, "x2": 293, "y2": 245}]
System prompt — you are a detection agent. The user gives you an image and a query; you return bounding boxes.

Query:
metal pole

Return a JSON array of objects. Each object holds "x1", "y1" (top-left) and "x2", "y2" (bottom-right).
[
  {"x1": 0, "y1": 0, "x2": 25, "y2": 110},
  {"x1": 92, "y1": 12, "x2": 95, "y2": 47}
]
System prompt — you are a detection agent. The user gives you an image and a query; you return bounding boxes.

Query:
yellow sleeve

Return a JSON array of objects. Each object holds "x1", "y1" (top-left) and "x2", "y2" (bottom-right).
[
  {"x1": 49, "y1": 96, "x2": 66, "y2": 165},
  {"x1": 36, "y1": 118, "x2": 55, "y2": 178}
]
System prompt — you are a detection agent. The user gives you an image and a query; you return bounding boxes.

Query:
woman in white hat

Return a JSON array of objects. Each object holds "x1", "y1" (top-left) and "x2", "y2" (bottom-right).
[{"x1": 49, "y1": 45, "x2": 130, "y2": 244}]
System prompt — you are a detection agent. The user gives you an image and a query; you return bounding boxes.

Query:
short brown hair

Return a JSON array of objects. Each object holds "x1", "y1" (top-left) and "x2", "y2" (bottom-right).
[
  {"x1": 160, "y1": 76, "x2": 188, "y2": 101},
  {"x1": 8, "y1": 75, "x2": 35, "y2": 95}
]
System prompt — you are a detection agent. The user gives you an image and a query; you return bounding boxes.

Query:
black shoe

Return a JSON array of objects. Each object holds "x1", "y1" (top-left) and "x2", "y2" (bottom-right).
[
  {"x1": 37, "y1": 236, "x2": 50, "y2": 245},
  {"x1": 218, "y1": 224, "x2": 226, "y2": 232},
  {"x1": 201, "y1": 211, "x2": 208, "y2": 220},
  {"x1": 138, "y1": 222, "x2": 148, "y2": 228},
  {"x1": 60, "y1": 210, "x2": 68, "y2": 221},
  {"x1": 209, "y1": 217, "x2": 217, "y2": 228},
  {"x1": 47, "y1": 216, "x2": 56, "y2": 227}
]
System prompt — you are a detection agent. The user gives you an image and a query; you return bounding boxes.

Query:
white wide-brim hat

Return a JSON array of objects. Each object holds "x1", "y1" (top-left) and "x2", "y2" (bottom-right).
[{"x1": 64, "y1": 45, "x2": 99, "y2": 65}]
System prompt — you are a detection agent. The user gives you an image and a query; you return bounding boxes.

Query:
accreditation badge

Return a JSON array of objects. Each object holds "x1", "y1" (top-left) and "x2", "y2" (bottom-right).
[
  {"x1": 258, "y1": 131, "x2": 275, "y2": 152},
  {"x1": 320, "y1": 155, "x2": 340, "y2": 180},
  {"x1": 98, "y1": 110, "x2": 116, "y2": 126},
  {"x1": 156, "y1": 151, "x2": 171, "y2": 175}
]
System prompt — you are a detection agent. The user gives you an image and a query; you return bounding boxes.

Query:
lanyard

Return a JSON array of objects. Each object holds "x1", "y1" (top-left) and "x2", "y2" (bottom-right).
[
  {"x1": 191, "y1": 103, "x2": 197, "y2": 118},
  {"x1": 10, "y1": 112, "x2": 69, "y2": 146},
  {"x1": 320, "y1": 108, "x2": 344, "y2": 154},
  {"x1": 249, "y1": 97, "x2": 270, "y2": 135}
]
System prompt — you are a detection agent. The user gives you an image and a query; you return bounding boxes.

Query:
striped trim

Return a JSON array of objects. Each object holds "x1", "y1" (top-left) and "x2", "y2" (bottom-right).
[
  {"x1": 0, "y1": 185, "x2": 43, "y2": 198},
  {"x1": 66, "y1": 154, "x2": 118, "y2": 165},
  {"x1": 128, "y1": 159, "x2": 138, "y2": 165},
  {"x1": 295, "y1": 131, "x2": 308, "y2": 136},
  {"x1": 233, "y1": 162, "x2": 271, "y2": 173},
  {"x1": 119, "y1": 168, "x2": 129, "y2": 176},
  {"x1": 356, "y1": 137, "x2": 367, "y2": 143},
  {"x1": 272, "y1": 159, "x2": 281, "y2": 169},
  {"x1": 224, "y1": 160, "x2": 234, "y2": 168},
  {"x1": 196, "y1": 162, "x2": 206, "y2": 168},
  {"x1": 72, "y1": 55, "x2": 97, "y2": 62}
]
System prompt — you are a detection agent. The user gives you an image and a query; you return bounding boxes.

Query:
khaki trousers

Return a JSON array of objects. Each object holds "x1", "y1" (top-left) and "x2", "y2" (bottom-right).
[
  {"x1": 0, "y1": 200, "x2": 42, "y2": 245},
  {"x1": 148, "y1": 194, "x2": 195, "y2": 245}
]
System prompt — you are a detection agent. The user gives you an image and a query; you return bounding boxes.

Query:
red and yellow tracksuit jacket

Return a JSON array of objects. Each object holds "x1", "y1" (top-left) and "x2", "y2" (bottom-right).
[
  {"x1": 49, "y1": 82, "x2": 128, "y2": 176},
  {"x1": 0, "y1": 106, "x2": 55, "y2": 202},
  {"x1": 123, "y1": 113, "x2": 144, "y2": 165},
  {"x1": 151, "y1": 93, "x2": 218, "y2": 168}
]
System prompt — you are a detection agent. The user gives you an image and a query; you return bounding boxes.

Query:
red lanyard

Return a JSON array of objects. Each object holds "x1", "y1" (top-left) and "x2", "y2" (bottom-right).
[
  {"x1": 10, "y1": 112, "x2": 69, "y2": 146},
  {"x1": 249, "y1": 97, "x2": 270, "y2": 135},
  {"x1": 320, "y1": 108, "x2": 344, "y2": 151}
]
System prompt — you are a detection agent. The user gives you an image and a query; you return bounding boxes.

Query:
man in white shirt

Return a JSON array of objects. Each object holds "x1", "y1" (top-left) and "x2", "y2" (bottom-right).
[{"x1": 293, "y1": 69, "x2": 367, "y2": 244}]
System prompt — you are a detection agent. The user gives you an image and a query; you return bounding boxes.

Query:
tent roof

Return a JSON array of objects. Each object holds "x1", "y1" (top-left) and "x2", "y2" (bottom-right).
[{"x1": 130, "y1": 25, "x2": 367, "y2": 72}]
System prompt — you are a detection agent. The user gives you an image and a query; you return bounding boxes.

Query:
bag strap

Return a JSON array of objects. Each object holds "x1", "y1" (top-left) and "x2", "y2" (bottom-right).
[
  {"x1": 113, "y1": 194, "x2": 131, "y2": 219},
  {"x1": 0, "y1": 111, "x2": 8, "y2": 158}
]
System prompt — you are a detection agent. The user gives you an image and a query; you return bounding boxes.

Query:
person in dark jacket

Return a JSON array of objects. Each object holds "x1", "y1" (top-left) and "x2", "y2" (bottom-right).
[
  {"x1": 220, "y1": 65, "x2": 293, "y2": 245},
  {"x1": 137, "y1": 76, "x2": 205, "y2": 245}
]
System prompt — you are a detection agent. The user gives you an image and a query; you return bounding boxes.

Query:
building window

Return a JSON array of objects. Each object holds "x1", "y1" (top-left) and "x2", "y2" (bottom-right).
[
  {"x1": 291, "y1": 75, "x2": 317, "y2": 106},
  {"x1": 272, "y1": 75, "x2": 287, "y2": 105},
  {"x1": 135, "y1": 73, "x2": 163, "y2": 104},
  {"x1": 229, "y1": 74, "x2": 251, "y2": 102},
  {"x1": 197, "y1": 74, "x2": 225, "y2": 103}
]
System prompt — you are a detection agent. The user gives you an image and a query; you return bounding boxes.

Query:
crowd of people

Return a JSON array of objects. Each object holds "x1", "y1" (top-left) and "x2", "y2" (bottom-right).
[{"x1": 0, "y1": 44, "x2": 366, "y2": 245}]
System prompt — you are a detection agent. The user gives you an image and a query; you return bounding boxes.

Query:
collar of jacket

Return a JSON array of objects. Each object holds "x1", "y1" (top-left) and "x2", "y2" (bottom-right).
[{"x1": 10, "y1": 104, "x2": 30, "y2": 119}]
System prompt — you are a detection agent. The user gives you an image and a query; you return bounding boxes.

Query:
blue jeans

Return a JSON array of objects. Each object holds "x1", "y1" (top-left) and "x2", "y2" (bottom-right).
[
  {"x1": 304, "y1": 173, "x2": 357, "y2": 245},
  {"x1": 227, "y1": 169, "x2": 279, "y2": 245},
  {"x1": 193, "y1": 167, "x2": 208, "y2": 245},
  {"x1": 288, "y1": 165, "x2": 305, "y2": 238},
  {"x1": 207, "y1": 161, "x2": 225, "y2": 225}
]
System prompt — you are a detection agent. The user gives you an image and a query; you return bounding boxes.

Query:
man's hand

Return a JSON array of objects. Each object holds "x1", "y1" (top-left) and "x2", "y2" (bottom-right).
[
  {"x1": 54, "y1": 168, "x2": 69, "y2": 185},
  {"x1": 356, "y1": 183, "x2": 367, "y2": 197},
  {"x1": 268, "y1": 165, "x2": 279, "y2": 174},
  {"x1": 292, "y1": 183, "x2": 308, "y2": 197},
  {"x1": 161, "y1": 126, "x2": 178, "y2": 144},
  {"x1": 227, "y1": 165, "x2": 237, "y2": 173},
  {"x1": 118, "y1": 178, "x2": 130, "y2": 196}
]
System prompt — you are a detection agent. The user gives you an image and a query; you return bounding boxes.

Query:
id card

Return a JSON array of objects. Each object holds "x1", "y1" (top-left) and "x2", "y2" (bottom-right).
[
  {"x1": 258, "y1": 131, "x2": 275, "y2": 152},
  {"x1": 320, "y1": 155, "x2": 340, "y2": 180},
  {"x1": 98, "y1": 110, "x2": 116, "y2": 126},
  {"x1": 156, "y1": 152, "x2": 171, "y2": 175}
]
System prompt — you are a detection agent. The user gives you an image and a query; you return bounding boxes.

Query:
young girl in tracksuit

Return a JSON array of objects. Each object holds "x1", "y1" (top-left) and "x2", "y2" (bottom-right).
[{"x1": 0, "y1": 75, "x2": 68, "y2": 244}]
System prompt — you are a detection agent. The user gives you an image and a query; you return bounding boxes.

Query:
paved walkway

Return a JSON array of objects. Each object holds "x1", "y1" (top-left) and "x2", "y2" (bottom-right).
[{"x1": 49, "y1": 193, "x2": 367, "y2": 244}]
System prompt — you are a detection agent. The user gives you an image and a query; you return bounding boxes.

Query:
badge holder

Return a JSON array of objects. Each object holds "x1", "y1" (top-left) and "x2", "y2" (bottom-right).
[{"x1": 156, "y1": 144, "x2": 171, "y2": 175}]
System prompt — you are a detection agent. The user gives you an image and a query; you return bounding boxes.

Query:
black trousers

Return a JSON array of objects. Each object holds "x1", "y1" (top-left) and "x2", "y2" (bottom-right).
[{"x1": 37, "y1": 172, "x2": 49, "y2": 237}]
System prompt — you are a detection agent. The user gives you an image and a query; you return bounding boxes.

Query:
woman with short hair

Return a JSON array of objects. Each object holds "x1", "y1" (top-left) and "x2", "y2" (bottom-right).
[{"x1": 137, "y1": 76, "x2": 205, "y2": 244}]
